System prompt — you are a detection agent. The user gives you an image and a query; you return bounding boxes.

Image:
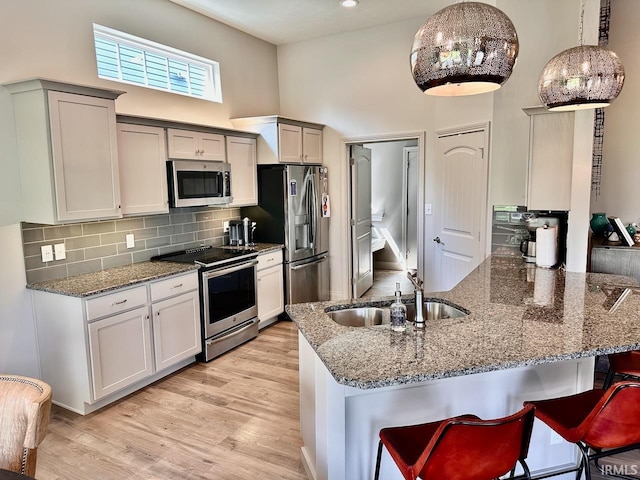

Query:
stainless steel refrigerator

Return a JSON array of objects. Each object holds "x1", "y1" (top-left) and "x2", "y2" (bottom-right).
[{"x1": 242, "y1": 165, "x2": 330, "y2": 304}]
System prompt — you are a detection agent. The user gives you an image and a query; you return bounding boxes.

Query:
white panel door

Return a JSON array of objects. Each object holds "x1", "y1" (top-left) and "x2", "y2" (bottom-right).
[
  {"x1": 48, "y1": 91, "x2": 121, "y2": 222},
  {"x1": 351, "y1": 145, "x2": 373, "y2": 298},
  {"x1": 198, "y1": 133, "x2": 226, "y2": 161},
  {"x1": 302, "y1": 127, "x2": 323, "y2": 164},
  {"x1": 88, "y1": 306, "x2": 153, "y2": 401},
  {"x1": 117, "y1": 124, "x2": 169, "y2": 216},
  {"x1": 152, "y1": 291, "x2": 201, "y2": 371},
  {"x1": 278, "y1": 123, "x2": 302, "y2": 163},
  {"x1": 257, "y1": 263, "x2": 285, "y2": 323},
  {"x1": 433, "y1": 129, "x2": 489, "y2": 292},
  {"x1": 227, "y1": 136, "x2": 258, "y2": 206},
  {"x1": 167, "y1": 128, "x2": 200, "y2": 158}
]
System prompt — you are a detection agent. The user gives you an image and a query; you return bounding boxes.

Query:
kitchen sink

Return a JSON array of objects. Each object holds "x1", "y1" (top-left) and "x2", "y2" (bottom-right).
[
  {"x1": 327, "y1": 307, "x2": 389, "y2": 327},
  {"x1": 405, "y1": 301, "x2": 468, "y2": 321}
]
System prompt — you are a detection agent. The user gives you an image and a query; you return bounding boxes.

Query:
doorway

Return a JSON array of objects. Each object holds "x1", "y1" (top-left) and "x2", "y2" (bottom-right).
[{"x1": 347, "y1": 135, "x2": 422, "y2": 299}]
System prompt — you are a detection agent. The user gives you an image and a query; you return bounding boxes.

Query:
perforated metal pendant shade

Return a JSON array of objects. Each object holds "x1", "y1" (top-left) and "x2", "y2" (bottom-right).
[
  {"x1": 410, "y1": 2, "x2": 519, "y2": 96},
  {"x1": 538, "y1": 45, "x2": 625, "y2": 111}
]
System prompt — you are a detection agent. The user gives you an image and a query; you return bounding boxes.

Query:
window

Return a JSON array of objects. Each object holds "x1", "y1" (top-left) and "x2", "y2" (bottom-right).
[{"x1": 93, "y1": 24, "x2": 222, "y2": 103}]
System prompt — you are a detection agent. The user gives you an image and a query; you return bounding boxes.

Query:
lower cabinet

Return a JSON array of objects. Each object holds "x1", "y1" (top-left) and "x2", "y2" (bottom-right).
[
  {"x1": 32, "y1": 270, "x2": 200, "y2": 415},
  {"x1": 88, "y1": 306, "x2": 153, "y2": 401},
  {"x1": 257, "y1": 249, "x2": 284, "y2": 329},
  {"x1": 151, "y1": 290, "x2": 201, "y2": 371}
]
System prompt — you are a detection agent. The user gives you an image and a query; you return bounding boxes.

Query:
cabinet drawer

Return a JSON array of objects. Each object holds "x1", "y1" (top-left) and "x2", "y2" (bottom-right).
[
  {"x1": 257, "y1": 249, "x2": 283, "y2": 270},
  {"x1": 150, "y1": 272, "x2": 199, "y2": 302},
  {"x1": 86, "y1": 286, "x2": 147, "y2": 321}
]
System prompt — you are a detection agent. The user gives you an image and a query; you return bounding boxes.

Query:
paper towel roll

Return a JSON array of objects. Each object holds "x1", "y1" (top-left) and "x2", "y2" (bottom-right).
[{"x1": 536, "y1": 226, "x2": 558, "y2": 268}]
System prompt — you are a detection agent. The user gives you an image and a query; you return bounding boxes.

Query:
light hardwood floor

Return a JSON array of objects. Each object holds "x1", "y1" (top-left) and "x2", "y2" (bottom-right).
[
  {"x1": 361, "y1": 269, "x2": 414, "y2": 299},
  {"x1": 36, "y1": 321, "x2": 308, "y2": 480},
  {"x1": 35, "y1": 321, "x2": 640, "y2": 479}
]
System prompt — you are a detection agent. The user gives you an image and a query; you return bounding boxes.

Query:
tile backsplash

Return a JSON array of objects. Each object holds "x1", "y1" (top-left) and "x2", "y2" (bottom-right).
[{"x1": 21, "y1": 207, "x2": 241, "y2": 284}]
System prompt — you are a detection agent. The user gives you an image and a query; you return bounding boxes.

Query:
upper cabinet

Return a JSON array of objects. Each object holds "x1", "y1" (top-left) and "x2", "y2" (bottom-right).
[
  {"x1": 167, "y1": 128, "x2": 225, "y2": 161},
  {"x1": 227, "y1": 136, "x2": 258, "y2": 207},
  {"x1": 231, "y1": 116, "x2": 324, "y2": 165},
  {"x1": 523, "y1": 106, "x2": 574, "y2": 211},
  {"x1": 117, "y1": 123, "x2": 169, "y2": 216},
  {"x1": 5, "y1": 79, "x2": 124, "y2": 224}
]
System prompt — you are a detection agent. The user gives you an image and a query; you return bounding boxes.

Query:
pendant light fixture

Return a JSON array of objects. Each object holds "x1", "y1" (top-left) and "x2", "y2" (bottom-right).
[
  {"x1": 538, "y1": 0, "x2": 624, "y2": 111},
  {"x1": 410, "y1": 1, "x2": 519, "y2": 97}
]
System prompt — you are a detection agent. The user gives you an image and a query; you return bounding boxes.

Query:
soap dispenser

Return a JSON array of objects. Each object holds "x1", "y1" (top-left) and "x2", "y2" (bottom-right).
[{"x1": 390, "y1": 282, "x2": 407, "y2": 332}]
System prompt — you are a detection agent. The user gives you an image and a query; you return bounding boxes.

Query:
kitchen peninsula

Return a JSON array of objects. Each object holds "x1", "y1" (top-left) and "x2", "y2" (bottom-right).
[{"x1": 287, "y1": 256, "x2": 640, "y2": 480}]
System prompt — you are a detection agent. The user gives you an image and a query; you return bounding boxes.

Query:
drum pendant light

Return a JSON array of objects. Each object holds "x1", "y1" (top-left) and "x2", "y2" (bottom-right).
[
  {"x1": 538, "y1": 0, "x2": 624, "y2": 111},
  {"x1": 410, "y1": 1, "x2": 519, "y2": 96}
]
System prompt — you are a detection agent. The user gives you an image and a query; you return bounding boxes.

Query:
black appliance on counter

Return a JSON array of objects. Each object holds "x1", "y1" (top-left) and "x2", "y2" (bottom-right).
[{"x1": 152, "y1": 246, "x2": 259, "y2": 362}]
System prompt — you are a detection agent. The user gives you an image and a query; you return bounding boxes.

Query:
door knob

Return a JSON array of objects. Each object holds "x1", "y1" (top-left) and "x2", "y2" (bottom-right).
[{"x1": 433, "y1": 236, "x2": 444, "y2": 245}]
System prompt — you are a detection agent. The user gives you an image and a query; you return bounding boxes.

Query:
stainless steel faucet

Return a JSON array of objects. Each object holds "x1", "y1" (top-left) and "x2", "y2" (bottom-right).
[{"x1": 407, "y1": 270, "x2": 425, "y2": 328}]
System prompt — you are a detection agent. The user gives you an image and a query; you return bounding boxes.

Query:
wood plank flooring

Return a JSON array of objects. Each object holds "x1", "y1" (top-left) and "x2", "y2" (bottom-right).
[
  {"x1": 361, "y1": 269, "x2": 414, "y2": 298},
  {"x1": 35, "y1": 321, "x2": 640, "y2": 479},
  {"x1": 36, "y1": 320, "x2": 308, "y2": 480}
]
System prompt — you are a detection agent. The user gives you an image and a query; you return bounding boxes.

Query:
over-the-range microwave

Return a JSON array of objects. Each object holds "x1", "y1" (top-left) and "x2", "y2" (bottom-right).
[{"x1": 167, "y1": 159, "x2": 232, "y2": 207}]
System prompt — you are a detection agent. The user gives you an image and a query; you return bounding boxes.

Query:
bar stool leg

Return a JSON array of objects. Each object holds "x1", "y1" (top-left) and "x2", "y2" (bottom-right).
[
  {"x1": 603, "y1": 369, "x2": 616, "y2": 389},
  {"x1": 374, "y1": 440, "x2": 383, "y2": 480},
  {"x1": 576, "y1": 443, "x2": 591, "y2": 480}
]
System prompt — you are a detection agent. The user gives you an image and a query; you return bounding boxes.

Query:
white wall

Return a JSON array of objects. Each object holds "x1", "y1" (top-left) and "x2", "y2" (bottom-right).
[
  {"x1": 0, "y1": 0, "x2": 280, "y2": 375},
  {"x1": 592, "y1": 0, "x2": 640, "y2": 225}
]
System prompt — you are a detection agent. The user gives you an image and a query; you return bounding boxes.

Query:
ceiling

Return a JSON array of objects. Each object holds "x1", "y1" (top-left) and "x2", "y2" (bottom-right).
[{"x1": 168, "y1": 0, "x2": 451, "y2": 45}]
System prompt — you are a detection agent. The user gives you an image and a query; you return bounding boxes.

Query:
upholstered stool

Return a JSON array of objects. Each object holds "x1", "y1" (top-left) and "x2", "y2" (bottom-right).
[
  {"x1": 374, "y1": 404, "x2": 535, "y2": 480},
  {"x1": 603, "y1": 351, "x2": 640, "y2": 389},
  {"x1": 524, "y1": 381, "x2": 640, "y2": 480},
  {"x1": 0, "y1": 375, "x2": 52, "y2": 477}
]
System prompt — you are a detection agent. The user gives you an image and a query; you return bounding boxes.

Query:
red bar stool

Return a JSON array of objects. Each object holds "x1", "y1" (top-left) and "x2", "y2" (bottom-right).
[
  {"x1": 373, "y1": 404, "x2": 535, "y2": 480},
  {"x1": 603, "y1": 351, "x2": 640, "y2": 389},
  {"x1": 524, "y1": 381, "x2": 640, "y2": 480}
]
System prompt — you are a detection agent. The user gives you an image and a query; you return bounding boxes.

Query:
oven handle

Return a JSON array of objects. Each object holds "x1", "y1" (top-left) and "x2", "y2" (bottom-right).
[
  {"x1": 290, "y1": 255, "x2": 328, "y2": 271},
  {"x1": 205, "y1": 319, "x2": 258, "y2": 346},
  {"x1": 202, "y1": 259, "x2": 258, "y2": 279}
]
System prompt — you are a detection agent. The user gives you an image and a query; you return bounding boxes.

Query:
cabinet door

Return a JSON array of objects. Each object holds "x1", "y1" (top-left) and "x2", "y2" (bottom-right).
[
  {"x1": 199, "y1": 133, "x2": 226, "y2": 161},
  {"x1": 527, "y1": 112, "x2": 574, "y2": 211},
  {"x1": 257, "y1": 263, "x2": 284, "y2": 324},
  {"x1": 278, "y1": 123, "x2": 303, "y2": 163},
  {"x1": 117, "y1": 124, "x2": 169, "y2": 216},
  {"x1": 302, "y1": 127, "x2": 323, "y2": 164},
  {"x1": 88, "y1": 306, "x2": 153, "y2": 401},
  {"x1": 48, "y1": 91, "x2": 121, "y2": 222},
  {"x1": 227, "y1": 136, "x2": 258, "y2": 206},
  {"x1": 151, "y1": 291, "x2": 201, "y2": 371}
]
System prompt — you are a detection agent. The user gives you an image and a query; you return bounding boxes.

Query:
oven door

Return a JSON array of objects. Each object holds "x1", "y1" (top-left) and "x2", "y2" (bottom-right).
[{"x1": 202, "y1": 260, "x2": 258, "y2": 338}]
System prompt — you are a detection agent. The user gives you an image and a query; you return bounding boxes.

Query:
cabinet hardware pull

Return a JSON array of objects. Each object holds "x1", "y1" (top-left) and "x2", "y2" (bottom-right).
[
  {"x1": 112, "y1": 299, "x2": 127, "y2": 305},
  {"x1": 171, "y1": 283, "x2": 183, "y2": 289}
]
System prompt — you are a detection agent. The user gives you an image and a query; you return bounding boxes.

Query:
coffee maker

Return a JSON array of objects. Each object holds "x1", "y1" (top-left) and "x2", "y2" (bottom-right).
[
  {"x1": 520, "y1": 215, "x2": 561, "y2": 265},
  {"x1": 228, "y1": 218, "x2": 256, "y2": 246}
]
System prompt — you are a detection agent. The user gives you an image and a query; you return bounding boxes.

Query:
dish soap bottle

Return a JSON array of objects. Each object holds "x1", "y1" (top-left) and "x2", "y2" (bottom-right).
[{"x1": 390, "y1": 282, "x2": 407, "y2": 332}]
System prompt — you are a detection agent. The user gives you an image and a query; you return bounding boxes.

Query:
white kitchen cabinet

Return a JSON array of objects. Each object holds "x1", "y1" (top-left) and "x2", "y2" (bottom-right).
[
  {"x1": 167, "y1": 128, "x2": 226, "y2": 161},
  {"x1": 4, "y1": 79, "x2": 124, "y2": 224},
  {"x1": 523, "y1": 106, "x2": 574, "y2": 211},
  {"x1": 227, "y1": 136, "x2": 258, "y2": 206},
  {"x1": 88, "y1": 306, "x2": 153, "y2": 400},
  {"x1": 117, "y1": 123, "x2": 169, "y2": 216},
  {"x1": 256, "y1": 249, "x2": 284, "y2": 329},
  {"x1": 230, "y1": 115, "x2": 324, "y2": 165},
  {"x1": 31, "y1": 270, "x2": 200, "y2": 415},
  {"x1": 151, "y1": 290, "x2": 201, "y2": 371}
]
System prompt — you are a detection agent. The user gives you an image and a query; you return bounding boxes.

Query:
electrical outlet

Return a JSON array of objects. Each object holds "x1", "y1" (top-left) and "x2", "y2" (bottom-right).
[
  {"x1": 126, "y1": 234, "x2": 135, "y2": 249},
  {"x1": 41, "y1": 245, "x2": 53, "y2": 262},
  {"x1": 223, "y1": 221, "x2": 229, "y2": 232},
  {"x1": 54, "y1": 243, "x2": 66, "y2": 260}
]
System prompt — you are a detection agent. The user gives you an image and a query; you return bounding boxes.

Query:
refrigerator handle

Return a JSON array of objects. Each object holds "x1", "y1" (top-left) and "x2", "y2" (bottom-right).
[{"x1": 310, "y1": 173, "x2": 318, "y2": 248}]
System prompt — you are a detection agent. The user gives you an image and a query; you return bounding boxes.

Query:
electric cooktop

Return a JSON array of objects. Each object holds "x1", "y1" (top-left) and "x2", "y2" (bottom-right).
[{"x1": 151, "y1": 245, "x2": 257, "y2": 268}]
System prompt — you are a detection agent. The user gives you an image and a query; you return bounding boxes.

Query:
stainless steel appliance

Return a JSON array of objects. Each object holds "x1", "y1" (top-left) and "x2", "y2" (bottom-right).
[
  {"x1": 167, "y1": 159, "x2": 232, "y2": 207},
  {"x1": 152, "y1": 246, "x2": 258, "y2": 361},
  {"x1": 229, "y1": 220, "x2": 243, "y2": 246},
  {"x1": 243, "y1": 165, "x2": 330, "y2": 304}
]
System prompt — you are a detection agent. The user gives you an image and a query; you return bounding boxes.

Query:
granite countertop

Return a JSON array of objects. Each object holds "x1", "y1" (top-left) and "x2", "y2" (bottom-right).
[
  {"x1": 286, "y1": 256, "x2": 640, "y2": 390},
  {"x1": 27, "y1": 261, "x2": 199, "y2": 297},
  {"x1": 26, "y1": 243, "x2": 283, "y2": 298},
  {"x1": 221, "y1": 243, "x2": 283, "y2": 254}
]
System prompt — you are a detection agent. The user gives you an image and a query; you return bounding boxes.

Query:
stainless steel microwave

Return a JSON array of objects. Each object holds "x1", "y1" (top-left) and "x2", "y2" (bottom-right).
[{"x1": 167, "y1": 160, "x2": 232, "y2": 207}]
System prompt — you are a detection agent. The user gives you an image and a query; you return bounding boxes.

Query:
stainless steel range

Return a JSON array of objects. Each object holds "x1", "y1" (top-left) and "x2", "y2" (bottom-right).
[{"x1": 152, "y1": 245, "x2": 259, "y2": 361}]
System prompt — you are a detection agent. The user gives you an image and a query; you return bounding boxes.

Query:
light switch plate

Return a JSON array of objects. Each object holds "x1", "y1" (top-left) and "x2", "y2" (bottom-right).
[
  {"x1": 41, "y1": 245, "x2": 53, "y2": 262},
  {"x1": 126, "y1": 234, "x2": 135, "y2": 249},
  {"x1": 54, "y1": 243, "x2": 66, "y2": 260},
  {"x1": 425, "y1": 204, "x2": 433, "y2": 215}
]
